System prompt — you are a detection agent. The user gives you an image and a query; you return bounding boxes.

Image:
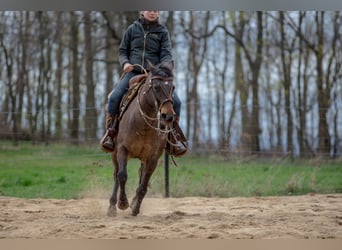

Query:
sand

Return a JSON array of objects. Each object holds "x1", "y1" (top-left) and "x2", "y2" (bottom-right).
[{"x1": 1, "y1": 194, "x2": 342, "y2": 239}]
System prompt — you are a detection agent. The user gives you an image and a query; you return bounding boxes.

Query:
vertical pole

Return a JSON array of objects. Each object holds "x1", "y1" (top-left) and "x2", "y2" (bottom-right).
[{"x1": 164, "y1": 150, "x2": 170, "y2": 198}]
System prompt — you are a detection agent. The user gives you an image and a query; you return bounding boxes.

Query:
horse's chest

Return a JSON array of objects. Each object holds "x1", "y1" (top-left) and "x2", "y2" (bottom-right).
[{"x1": 128, "y1": 136, "x2": 165, "y2": 158}]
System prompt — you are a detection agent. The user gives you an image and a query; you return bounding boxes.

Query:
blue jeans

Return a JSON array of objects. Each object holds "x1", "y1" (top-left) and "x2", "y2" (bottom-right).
[{"x1": 107, "y1": 71, "x2": 182, "y2": 116}]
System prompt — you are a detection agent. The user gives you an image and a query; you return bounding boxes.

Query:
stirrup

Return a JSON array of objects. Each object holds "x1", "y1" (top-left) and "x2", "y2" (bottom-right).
[
  {"x1": 103, "y1": 137, "x2": 114, "y2": 150},
  {"x1": 166, "y1": 131, "x2": 188, "y2": 157},
  {"x1": 169, "y1": 141, "x2": 187, "y2": 157}
]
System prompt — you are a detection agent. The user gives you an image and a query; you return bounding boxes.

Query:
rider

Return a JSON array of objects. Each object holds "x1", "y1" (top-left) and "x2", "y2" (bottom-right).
[{"x1": 100, "y1": 11, "x2": 187, "y2": 157}]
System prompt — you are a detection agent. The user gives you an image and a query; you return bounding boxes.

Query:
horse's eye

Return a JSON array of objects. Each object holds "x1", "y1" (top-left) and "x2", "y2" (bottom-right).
[
  {"x1": 153, "y1": 84, "x2": 160, "y2": 92},
  {"x1": 165, "y1": 81, "x2": 173, "y2": 90}
]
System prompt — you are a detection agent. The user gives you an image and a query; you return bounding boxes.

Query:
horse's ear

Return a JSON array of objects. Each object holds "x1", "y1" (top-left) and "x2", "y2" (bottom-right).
[
  {"x1": 146, "y1": 60, "x2": 155, "y2": 73},
  {"x1": 160, "y1": 60, "x2": 174, "y2": 71}
]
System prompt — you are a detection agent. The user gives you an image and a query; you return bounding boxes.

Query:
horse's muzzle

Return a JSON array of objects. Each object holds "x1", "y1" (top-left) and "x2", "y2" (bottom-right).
[{"x1": 161, "y1": 113, "x2": 175, "y2": 123}]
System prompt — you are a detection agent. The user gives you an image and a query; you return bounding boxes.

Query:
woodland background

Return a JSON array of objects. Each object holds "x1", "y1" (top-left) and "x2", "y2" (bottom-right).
[{"x1": 1, "y1": 11, "x2": 341, "y2": 158}]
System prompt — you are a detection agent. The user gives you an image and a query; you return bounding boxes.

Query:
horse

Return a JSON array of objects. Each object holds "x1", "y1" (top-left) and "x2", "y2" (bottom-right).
[{"x1": 107, "y1": 61, "x2": 176, "y2": 216}]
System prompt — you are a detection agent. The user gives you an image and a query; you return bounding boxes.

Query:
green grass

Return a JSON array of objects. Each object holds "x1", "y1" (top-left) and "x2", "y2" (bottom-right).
[
  {"x1": 151, "y1": 155, "x2": 342, "y2": 197},
  {"x1": 1, "y1": 141, "x2": 342, "y2": 199}
]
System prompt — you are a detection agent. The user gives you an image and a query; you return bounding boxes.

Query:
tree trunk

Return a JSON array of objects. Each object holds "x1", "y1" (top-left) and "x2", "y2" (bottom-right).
[
  {"x1": 315, "y1": 12, "x2": 331, "y2": 156},
  {"x1": 279, "y1": 11, "x2": 294, "y2": 157},
  {"x1": 249, "y1": 12, "x2": 263, "y2": 153},
  {"x1": 70, "y1": 11, "x2": 80, "y2": 144},
  {"x1": 0, "y1": 31, "x2": 18, "y2": 145},
  {"x1": 54, "y1": 12, "x2": 63, "y2": 140},
  {"x1": 232, "y1": 12, "x2": 249, "y2": 154},
  {"x1": 84, "y1": 11, "x2": 97, "y2": 142}
]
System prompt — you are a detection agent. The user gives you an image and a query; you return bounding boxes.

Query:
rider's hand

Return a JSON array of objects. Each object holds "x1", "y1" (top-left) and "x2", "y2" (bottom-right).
[{"x1": 123, "y1": 63, "x2": 133, "y2": 73}]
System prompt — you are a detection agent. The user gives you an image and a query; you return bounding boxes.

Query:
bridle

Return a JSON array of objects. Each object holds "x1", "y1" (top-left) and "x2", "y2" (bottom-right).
[{"x1": 137, "y1": 69, "x2": 175, "y2": 136}]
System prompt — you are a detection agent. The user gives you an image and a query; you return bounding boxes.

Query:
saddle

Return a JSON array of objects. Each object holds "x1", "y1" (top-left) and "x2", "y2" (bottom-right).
[
  {"x1": 129, "y1": 74, "x2": 147, "y2": 87},
  {"x1": 119, "y1": 74, "x2": 147, "y2": 120}
]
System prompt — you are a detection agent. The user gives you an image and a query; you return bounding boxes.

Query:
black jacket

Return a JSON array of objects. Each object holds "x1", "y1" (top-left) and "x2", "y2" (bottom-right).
[{"x1": 118, "y1": 17, "x2": 173, "y2": 73}]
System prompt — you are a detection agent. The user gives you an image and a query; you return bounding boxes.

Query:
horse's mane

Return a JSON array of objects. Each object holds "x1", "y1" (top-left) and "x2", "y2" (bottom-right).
[{"x1": 150, "y1": 61, "x2": 173, "y2": 78}]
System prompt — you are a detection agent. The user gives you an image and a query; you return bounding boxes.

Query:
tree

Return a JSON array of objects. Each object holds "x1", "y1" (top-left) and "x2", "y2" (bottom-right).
[
  {"x1": 83, "y1": 11, "x2": 97, "y2": 142},
  {"x1": 0, "y1": 11, "x2": 341, "y2": 158},
  {"x1": 287, "y1": 11, "x2": 341, "y2": 157},
  {"x1": 70, "y1": 11, "x2": 80, "y2": 143},
  {"x1": 0, "y1": 23, "x2": 17, "y2": 145},
  {"x1": 231, "y1": 12, "x2": 250, "y2": 154},
  {"x1": 54, "y1": 11, "x2": 64, "y2": 140},
  {"x1": 182, "y1": 11, "x2": 209, "y2": 150},
  {"x1": 279, "y1": 11, "x2": 296, "y2": 157}
]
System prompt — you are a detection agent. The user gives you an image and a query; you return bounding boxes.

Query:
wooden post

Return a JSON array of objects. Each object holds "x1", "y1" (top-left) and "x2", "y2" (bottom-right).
[{"x1": 164, "y1": 150, "x2": 170, "y2": 198}]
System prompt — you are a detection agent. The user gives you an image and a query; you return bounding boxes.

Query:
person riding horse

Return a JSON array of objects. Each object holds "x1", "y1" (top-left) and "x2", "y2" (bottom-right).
[
  {"x1": 107, "y1": 62, "x2": 180, "y2": 216},
  {"x1": 100, "y1": 11, "x2": 187, "y2": 157}
]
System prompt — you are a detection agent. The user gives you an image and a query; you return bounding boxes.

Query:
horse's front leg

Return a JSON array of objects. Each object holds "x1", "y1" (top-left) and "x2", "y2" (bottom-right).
[
  {"x1": 117, "y1": 149, "x2": 129, "y2": 210},
  {"x1": 131, "y1": 160, "x2": 158, "y2": 216},
  {"x1": 107, "y1": 156, "x2": 119, "y2": 217}
]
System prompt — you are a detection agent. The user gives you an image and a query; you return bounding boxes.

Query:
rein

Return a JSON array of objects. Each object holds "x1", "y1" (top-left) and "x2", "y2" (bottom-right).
[{"x1": 134, "y1": 65, "x2": 175, "y2": 137}]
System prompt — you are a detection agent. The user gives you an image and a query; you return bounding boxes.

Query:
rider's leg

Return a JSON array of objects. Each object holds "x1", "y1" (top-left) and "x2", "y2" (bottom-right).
[
  {"x1": 100, "y1": 72, "x2": 136, "y2": 152},
  {"x1": 168, "y1": 92, "x2": 188, "y2": 157}
]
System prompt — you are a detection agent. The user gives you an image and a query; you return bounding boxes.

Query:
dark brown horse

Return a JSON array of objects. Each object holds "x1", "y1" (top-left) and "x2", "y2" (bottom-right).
[{"x1": 107, "y1": 62, "x2": 175, "y2": 216}]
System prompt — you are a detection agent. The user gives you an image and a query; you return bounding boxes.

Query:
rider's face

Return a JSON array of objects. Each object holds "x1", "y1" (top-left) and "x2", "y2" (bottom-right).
[{"x1": 141, "y1": 11, "x2": 159, "y2": 22}]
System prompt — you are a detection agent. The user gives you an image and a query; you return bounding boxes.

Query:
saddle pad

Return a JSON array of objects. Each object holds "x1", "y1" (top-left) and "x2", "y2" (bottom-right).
[{"x1": 119, "y1": 79, "x2": 145, "y2": 120}]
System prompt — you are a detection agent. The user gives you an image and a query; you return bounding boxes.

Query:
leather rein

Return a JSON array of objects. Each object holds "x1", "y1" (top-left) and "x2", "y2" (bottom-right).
[{"x1": 136, "y1": 69, "x2": 175, "y2": 136}]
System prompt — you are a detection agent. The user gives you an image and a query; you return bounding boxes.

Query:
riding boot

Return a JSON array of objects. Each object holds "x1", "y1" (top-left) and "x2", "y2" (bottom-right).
[
  {"x1": 167, "y1": 116, "x2": 188, "y2": 157},
  {"x1": 100, "y1": 113, "x2": 118, "y2": 153}
]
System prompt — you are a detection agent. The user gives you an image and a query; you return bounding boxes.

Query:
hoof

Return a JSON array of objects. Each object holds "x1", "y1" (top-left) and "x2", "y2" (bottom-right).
[
  {"x1": 107, "y1": 205, "x2": 117, "y2": 217},
  {"x1": 130, "y1": 197, "x2": 140, "y2": 216},
  {"x1": 131, "y1": 210, "x2": 139, "y2": 216},
  {"x1": 118, "y1": 199, "x2": 129, "y2": 210}
]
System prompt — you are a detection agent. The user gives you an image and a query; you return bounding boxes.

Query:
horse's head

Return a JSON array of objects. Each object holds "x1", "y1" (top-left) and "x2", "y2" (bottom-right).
[{"x1": 145, "y1": 61, "x2": 175, "y2": 125}]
